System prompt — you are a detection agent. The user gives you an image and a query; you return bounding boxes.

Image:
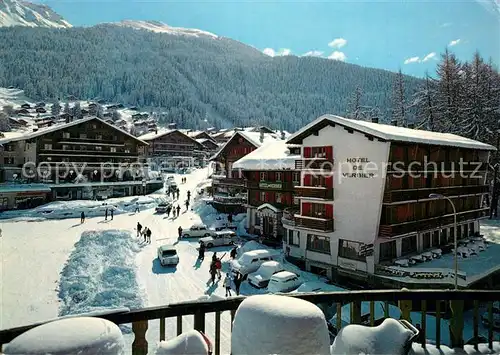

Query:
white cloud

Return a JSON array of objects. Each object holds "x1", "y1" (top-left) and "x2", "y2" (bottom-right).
[
  {"x1": 448, "y1": 39, "x2": 461, "y2": 46},
  {"x1": 262, "y1": 48, "x2": 292, "y2": 57},
  {"x1": 422, "y1": 52, "x2": 437, "y2": 62},
  {"x1": 328, "y1": 38, "x2": 347, "y2": 49},
  {"x1": 404, "y1": 56, "x2": 420, "y2": 64},
  {"x1": 440, "y1": 22, "x2": 452, "y2": 27},
  {"x1": 302, "y1": 50, "x2": 324, "y2": 57},
  {"x1": 327, "y1": 51, "x2": 347, "y2": 61}
]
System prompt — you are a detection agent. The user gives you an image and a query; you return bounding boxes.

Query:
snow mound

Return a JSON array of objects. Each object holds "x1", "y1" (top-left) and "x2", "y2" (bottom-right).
[
  {"x1": 196, "y1": 294, "x2": 225, "y2": 302},
  {"x1": 192, "y1": 199, "x2": 245, "y2": 231},
  {"x1": 0, "y1": 195, "x2": 159, "y2": 220},
  {"x1": 58, "y1": 230, "x2": 143, "y2": 331},
  {"x1": 231, "y1": 295, "x2": 330, "y2": 355},
  {"x1": 331, "y1": 318, "x2": 415, "y2": 355},
  {"x1": 155, "y1": 330, "x2": 209, "y2": 355},
  {"x1": 3, "y1": 317, "x2": 124, "y2": 355}
]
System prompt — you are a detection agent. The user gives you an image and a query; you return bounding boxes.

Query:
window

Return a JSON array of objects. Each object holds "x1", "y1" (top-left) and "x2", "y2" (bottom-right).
[
  {"x1": 62, "y1": 145, "x2": 69, "y2": 151},
  {"x1": 422, "y1": 233, "x2": 431, "y2": 250},
  {"x1": 469, "y1": 222, "x2": 475, "y2": 236},
  {"x1": 44, "y1": 144, "x2": 52, "y2": 150},
  {"x1": 276, "y1": 172, "x2": 282, "y2": 181},
  {"x1": 62, "y1": 132, "x2": 70, "y2": 139},
  {"x1": 97, "y1": 134, "x2": 102, "y2": 140},
  {"x1": 80, "y1": 133, "x2": 87, "y2": 139},
  {"x1": 260, "y1": 192, "x2": 266, "y2": 201},
  {"x1": 125, "y1": 149, "x2": 130, "y2": 153},
  {"x1": 80, "y1": 145, "x2": 87, "y2": 151},
  {"x1": 339, "y1": 239, "x2": 365, "y2": 261},
  {"x1": 4, "y1": 157, "x2": 14, "y2": 164},
  {"x1": 276, "y1": 193, "x2": 282, "y2": 203},
  {"x1": 311, "y1": 203, "x2": 326, "y2": 218},
  {"x1": 110, "y1": 147, "x2": 117, "y2": 153},
  {"x1": 96, "y1": 146, "x2": 102, "y2": 151},
  {"x1": 260, "y1": 172, "x2": 267, "y2": 180},
  {"x1": 432, "y1": 231, "x2": 439, "y2": 247},
  {"x1": 379, "y1": 241, "x2": 397, "y2": 262},
  {"x1": 441, "y1": 228, "x2": 449, "y2": 245},
  {"x1": 401, "y1": 235, "x2": 417, "y2": 256},
  {"x1": 307, "y1": 234, "x2": 330, "y2": 254},
  {"x1": 292, "y1": 172, "x2": 300, "y2": 182}
]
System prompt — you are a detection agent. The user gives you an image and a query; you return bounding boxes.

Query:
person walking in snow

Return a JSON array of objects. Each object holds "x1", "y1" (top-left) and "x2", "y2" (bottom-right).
[
  {"x1": 224, "y1": 273, "x2": 232, "y2": 297},
  {"x1": 166, "y1": 205, "x2": 171, "y2": 218},
  {"x1": 228, "y1": 213, "x2": 233, "y2": 224},
  {"x1": 178, "y1": 226, "x2": 183, "y2": 239},
  {"x1": 187, "y1": 190, "x2": 191, "y2": 200},
  {"x1": 135, "y1": 202, "x2": 140, "y2": 213},
  {"x1": 185, "y1": 199, "x2": 190, "y2": 211},
  {"x1": 209, "y1": 262, "x2": 217, "y2": 286},
  {"x1": 230, "y1": 246, "x2": 237, "y2": 260},
  {"x1": 215, "y1": 257, "x2": 222, "y2": 280},
  {"x1": 105, "y1": 208, "x2": 108, "y2": 221},
  {"x1": 176, "y1": 205, "x2": 181, "y2": 216},
  {"x1": 110, "y1": 208, "x2": 114, "y2": 220},
  {"x1": 146, "y1": 228, "x2": 152, "y2": 244},
  {"x1": 137, "y1": 222, "x2": 142, "y2": 237},
  {"x1": 212, "y1": 252, "x2": 217, "y2": 263},
  {"x1": 80, "y1": 211, "x2": 85, "y2": 223},
  {"x1": 198, "y1": 243, "x2": 205, "y2": 260},
  {"x1": 172, "y1": 207, "x2": 176, "y2": 218},
  {"x1": 234, "y1": 273, "x2": 242, "y2": 295},
  {"x1": 176, "y1": 188, "x2": 180, "y2": 200},
  {"x1": 142, "y1": 227, "x2": 148, "y2": 243}
]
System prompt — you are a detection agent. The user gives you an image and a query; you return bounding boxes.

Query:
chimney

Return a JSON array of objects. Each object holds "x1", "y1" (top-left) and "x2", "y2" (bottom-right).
[
  {"x1": 407, "y1": 123, "x2": 415, "y2": 129},
  {"x1": 281, "y1": 130, "x2": 285, "y2": 140},
  {"x1": 371, "y1": 117, "x2": 379, "y2": 124},
  {"x1": 155, "y1": 129, "x2": 158, "y2": 134},
  {"x1": 391, "y1": 119, "x2": 398, "y2": 126},
  {"x1": 259, "y1": 131, "x2": 264, "y2": 144},
  {"x1": 32, "y1": 127, "x2": 38, "y2": 132}
]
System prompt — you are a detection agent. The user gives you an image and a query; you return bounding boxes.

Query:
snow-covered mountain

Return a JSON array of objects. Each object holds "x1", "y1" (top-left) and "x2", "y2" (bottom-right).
[
  {"x1": 111, "y1": 20, "x2": 217, "y2": 38},
  {"x1": 0, "y1": 0, "x2": 72, "y2": 28}
]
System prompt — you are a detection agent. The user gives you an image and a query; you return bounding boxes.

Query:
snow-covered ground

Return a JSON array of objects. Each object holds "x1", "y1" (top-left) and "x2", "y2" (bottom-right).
[{"x1": 1, "y1": 167, "x2": 500, "y2": 354}]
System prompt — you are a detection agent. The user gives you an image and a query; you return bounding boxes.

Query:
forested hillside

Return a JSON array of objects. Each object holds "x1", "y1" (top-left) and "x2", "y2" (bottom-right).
[{"x1": 0, "y1": 25, "x2": 422, "y2": 131}]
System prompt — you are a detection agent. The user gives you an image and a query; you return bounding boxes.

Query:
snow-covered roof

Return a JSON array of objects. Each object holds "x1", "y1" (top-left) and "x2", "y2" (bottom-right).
[
  {"x1": 0, "y1": 131, "x2": 26, "y2": 145},
  {"x1": 233, "y1": 140, "x2": 300, "y2": 171},
  {"x1": 138, "y1": 129, "x2": 175, "y2": 141},
  {"x1": 0, "y1": 116, "x2": 148, "y2": 145},
  {"x1": 271, "y1": 271, "x2": 297, "y2": 280},
  {"x1": 209, "y1": 131, "x2": 283, "y2": 161},
  {"x1": 287, "y1": 114, "x2": 496, "y2": 151}
]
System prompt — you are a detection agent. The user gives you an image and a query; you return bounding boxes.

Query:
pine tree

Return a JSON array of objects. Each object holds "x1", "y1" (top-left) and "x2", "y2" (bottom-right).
[
  {"x1": 346, "y1": 87, "x2": 362, "y2": 119},
  {"x1": 51, "y1": 101, "x2": 61, "y2": 116},
  {"x1": 111, "y1": 110, "x2": 121, "y2": 121},
  {"x1": 2, "y1": 105, "x2": 14, "y2": 116},
  {"x1": 412, "y1": 72, "x2": 438, "y2": 130},
  {"x1": 391, "y1": 69, "x2": 406, "y2": 126},
  {"x1": 63, "y1": 102, "x2": 70, "y2": 114},
  {"x1": 72, "y1": 102, "x2": 83, "y2": 119},
  {"x1": 96, "y1": 104, "x2": 104, "y2": 119},
  {"x1": 0, "y1": 110, "x2": 10, "y2": 131}
]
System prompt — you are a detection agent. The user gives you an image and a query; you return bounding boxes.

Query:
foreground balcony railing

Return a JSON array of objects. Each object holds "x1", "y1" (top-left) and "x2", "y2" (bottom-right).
[
  {"x1": 295, "y1": 185, "x2": 334, "y2": 199},
  {"x1": 294, "y1": 215, "x2": 334, "y2": 232},
  {"x1": 1, "y1": 290, "x2": 499, "y2": 355},
  {"x1": 383, "y1": 185, "x2": 489, "y2": 204},
  {"x1": 379, "y1": 208, "x2": 489, "y2": 237}
]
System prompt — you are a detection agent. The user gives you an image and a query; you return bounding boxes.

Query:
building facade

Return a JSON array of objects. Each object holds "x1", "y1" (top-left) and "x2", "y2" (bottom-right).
[
  {"x1": 282, "y1": 114, "x2": 494, "y2": 286},
  {"x1": 139, "y1": 129, "x2": 206, "y2": 171}
]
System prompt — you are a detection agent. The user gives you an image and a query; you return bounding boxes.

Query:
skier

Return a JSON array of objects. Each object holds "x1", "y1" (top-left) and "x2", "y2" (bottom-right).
[
  {"x1": 110, "y1": 208, "x2": 114, "y2": 220},
  {"x1": 135, "y1": 202, "x2": 140, "y2": 213},
  {"x1": 80, "y1": 211, "x2": 85, "y2": 223},
  {"x1": 176, "y1": 205, "x2": 181, "y2": 216},
  {"x1": 209, "y1": 262, "x2": 217, "y2": 286},
  {"x1": 105, "y1": 208, "x2": 108, "y2": 221},
  {"x1": 215, "y1": 257, "x2": 222, "y2": 280},
  {"x1": 146, "y1": 228, "x2": 152, "y2": 244},
  {"x1": 198, "y1": 242, "x2": 205, "y2": 260},
  {"x1": 137, "y1": 222, "x2": 142, "y2": 237},
  {"x1": 223, "y1": 273, "x2": 232, "y2": 297},
  {"x1": 178, "y1": 226, "x2": 183, "y2": 239},
  {"x1": 230, "y1": 246, "x2": 237, "y2": 260}
]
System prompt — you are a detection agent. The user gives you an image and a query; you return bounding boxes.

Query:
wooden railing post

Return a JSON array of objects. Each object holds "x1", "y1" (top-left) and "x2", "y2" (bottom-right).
[
  {"x1": 449, "y1": 299, "x2": 465, "y2": 349},
  {"x1": 194, "y1": 310, "x2": 205, "y2": 333},
  {"x1": 132, "y1": 320, "x2": 148, "y2": 355},
  {"x1": 351, "y1": 301, "x2": 362, "y2": 324},
  {"x1": 398, "y1": 288, "x2": 412, "y2": 322}
]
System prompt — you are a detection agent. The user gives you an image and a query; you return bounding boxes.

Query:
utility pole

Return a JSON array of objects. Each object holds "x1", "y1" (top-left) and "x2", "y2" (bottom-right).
[{"x1": 490, "y1": 132, "x2": 500, "y2": 219}]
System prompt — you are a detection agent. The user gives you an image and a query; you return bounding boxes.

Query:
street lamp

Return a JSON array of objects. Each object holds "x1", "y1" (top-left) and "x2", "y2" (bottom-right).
[
  {"x1": 142, "y1": 179, "x2": 146, "y2": 196},
  {"x1": 429, "y1": 193, "x2": 458, "y2": 289}
]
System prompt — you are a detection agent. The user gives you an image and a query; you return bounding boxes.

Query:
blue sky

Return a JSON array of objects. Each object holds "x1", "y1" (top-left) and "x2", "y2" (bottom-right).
[{"x1": 37, "y1": 0, "x2": 499, "y2": 77}]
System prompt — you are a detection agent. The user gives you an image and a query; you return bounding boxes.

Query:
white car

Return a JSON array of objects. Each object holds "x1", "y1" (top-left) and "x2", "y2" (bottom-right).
[
  {"x1": 157, "y1": 245, "x2": 179, "y2": 266},
  {"x1": 267, "y1": 271, "x2": 302, "y2": 293},
  {"x1": 291, "y1": 281, "x2": 346, "y2": 294},
  {"x1": 200, "y1": 230, "x2": 238, "y2": 248},
  {"x1": 247, "y1": 261, "x2": 285, "y2": 288},
  {"x1": 231, "y1": 249, "x2": 281, "y2": 278},
  {"x1": 182, "y1": 224, "x2": 215, "y2": 238}
]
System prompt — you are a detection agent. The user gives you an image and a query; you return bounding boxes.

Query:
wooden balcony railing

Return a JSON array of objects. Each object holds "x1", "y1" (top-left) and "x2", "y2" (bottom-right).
[
  {"x1": 245, "y1": 180, "x2": 295, "y2": 191},
  {"x1": 294, "y1": 215, "x2": 334, "y2": 232},
  {"x1": 213, "y1": 195, "x2": 247, "y2": 205},
  {"x1": 282, "y1": 207, "x2": 299, "y2": 225},
  {"x1": 211, "y1": 177, "x2": 246, "y2": 187},
  {"x1": 1, "y1": 290, "x2": 499, "y2": 355},
  {"x1": 295, "y1": 185, "x2": 334, "y2": 199},
  {"x1": 383, "y1": 185, "x2": 489, "y2": 203},
  {"x1": 379, "y1": 208, "x2": 489, "y2": 237},
  {"x1": 388, "y1": 161, "x2": 488, "y2": 172},
  {"x1": 295, "y1": 158, "x2": 334, "y2": 171}
]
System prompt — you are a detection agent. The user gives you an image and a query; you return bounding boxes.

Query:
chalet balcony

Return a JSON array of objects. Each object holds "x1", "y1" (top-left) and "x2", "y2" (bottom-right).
[
  {"x1": 295, "y1": 158, "x2": 334, "y2": 171},
  {"x1": 213, "y1": 194, "x2": 247, "y2": 205},
  {"x1": 389, "y1": 161, "x2": 488, "y2": 173},
  {"x1": 294, "y1": 214, "x2": 334, "y2": 232},
  {"x1": 379, "y1": 208, "x2": 489, "y2": 238},
  {"x1": 383, "y1": 185, "x2": 489, "y2": 204},
  {"x1": 211, "y1": 175, "x2": 246, "y2": 187},
  {"x1": 1, "y1": 290, "x2": 498, "y2": 355},
  {"x1": 282, "y1": 207, "x2": 299, "y2": 226},
  {"x1": 245, "y1": 180, "x2": 295, "y2": 191},
  {"x1": 295, "y1": 185, "x2": 334, "y2": 200},
  {"x1": 247, "y1": 198, "x2": 290, "y2": 210}
]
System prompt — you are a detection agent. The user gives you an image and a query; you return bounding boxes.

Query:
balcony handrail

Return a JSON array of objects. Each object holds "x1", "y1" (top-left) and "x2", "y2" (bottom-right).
[
  {"x1": 383, "y1": 207, "x2": 489, "y2": 227},
  {"x1": 1, "y1": 290, "x2": 499, "y2": 347},
  {"x1": 387, "y1": 184, "x2": 489, "y2": 194}
]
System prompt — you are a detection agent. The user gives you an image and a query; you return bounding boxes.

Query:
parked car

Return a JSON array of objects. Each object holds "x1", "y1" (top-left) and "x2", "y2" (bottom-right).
[
  {"x1": 182, "y1": 224, "x2": 215, "y2": 238},
  {"x1": 157, "y1": 245, "x2": 179, "y2": 266},
  {"x1": 247, "y1": 261, "x2": 285, "y2": 288},
  {"x1": 231, "y1": 249, "x2": 281, "y2": 278},
  {"x1": 267, "y1": 271, "x2": 302, "y2": 293},
  {"x1": 199, "y1": 230, "x2": 237, "y2": 248},
  {"x1": 155, "y1": 202, "x2": 170, "y2": 213},
  {"x1": 291, "y1": 281, "x2": 346, "y2": 294},
  {"x1": 214, "y1": 222, "x2": 237, "y2": 231}
]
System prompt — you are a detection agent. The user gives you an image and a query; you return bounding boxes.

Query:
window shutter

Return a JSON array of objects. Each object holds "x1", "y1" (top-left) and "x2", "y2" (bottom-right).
[
  {"x1": 265, "y1": 192, "x2": 269, "y2": 202},
  {"x1": 302, "y1": 202, "x2": 311, "y2": 215},
  {"x1": 304, "y1": 174, "x2": 312, "y2": 186},
  {"x1": 304, "y1": 147, "x2": 312, "y2": 158},
  {"x1": 325, "y1": 204, "x2": 333, "y2": 218},
  {"x1": 255, "y1": 171, "x2": 259, "y2": 181},
  {"x1": 325, "y1": 176, "x2": 333, "y2": 189},
  {"x1": 255, "y1": 191, "x2": 259, "y2": 201},
  {"x1": 325, "y1": 146, "x2": 333, "y2": 160}
]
